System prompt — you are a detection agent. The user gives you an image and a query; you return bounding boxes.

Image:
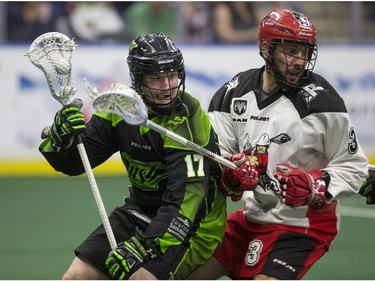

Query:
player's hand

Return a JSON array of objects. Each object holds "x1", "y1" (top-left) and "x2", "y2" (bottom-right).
[
  {"x1": 359, "y1": 165, "x2": 375, "y2": 204},
  {"x1": 106, "y1": 230, "x2": 162, "y2": 280},
  {"x1": 47, "y1": 98, "x2": 86, "y2": 151},
  {"x1": 106, "y1": 236, "x2": 147, "y2": 280},
  {"x1": 219, "y1": 153, "x2": 259, "y2": 202},
  {"x1": 274, "y1": 163, "x2": 327, "y2": 210}
]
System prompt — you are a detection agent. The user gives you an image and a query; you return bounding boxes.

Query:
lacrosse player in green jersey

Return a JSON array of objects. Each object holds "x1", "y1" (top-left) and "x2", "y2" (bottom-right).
[{"x1": 39, "y1": 32, "x2": 227, "y2": 280}]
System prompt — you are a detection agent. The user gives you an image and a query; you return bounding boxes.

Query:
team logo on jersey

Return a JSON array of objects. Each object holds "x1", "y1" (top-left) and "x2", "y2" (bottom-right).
[
  {"x1": 121, "y1": 152, "x2": 167, "y2": 190},
  {"x1": 224, "y1": 76, "x2": 239, "y2": 95},
  {"x1": 299, "y1": 83, "x2": 324, "y2": 107},
  {"x1": 243, "y1": 132, "x2": 291, "y2": 192}
]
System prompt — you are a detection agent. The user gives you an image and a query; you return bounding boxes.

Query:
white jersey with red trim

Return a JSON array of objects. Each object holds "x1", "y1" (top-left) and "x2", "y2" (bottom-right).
[{"x1": 208, "y1": 67, "x2": 368, "y2": 238}]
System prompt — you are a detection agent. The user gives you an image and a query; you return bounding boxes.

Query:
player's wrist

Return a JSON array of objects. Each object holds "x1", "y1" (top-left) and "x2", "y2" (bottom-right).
[
  {"x1": 307, "y1": 171, "x2": 327, "y2": 209},
  {"x1": 218, "y1": 171, "x2": 243, "y2": 200}
]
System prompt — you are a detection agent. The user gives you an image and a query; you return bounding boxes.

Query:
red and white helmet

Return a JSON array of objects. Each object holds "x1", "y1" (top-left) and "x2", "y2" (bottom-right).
[
  {"x1": 258, "y1": 8, "x2": 317, "y2": 52},
  {"x1": 258, "y1": 9, "x2": 318, "y2": 91}
]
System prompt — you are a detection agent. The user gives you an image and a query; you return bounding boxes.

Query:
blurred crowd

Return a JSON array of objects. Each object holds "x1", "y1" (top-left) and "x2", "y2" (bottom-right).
[{"x1": 5, "y1": 1, "x2": 375, "y2": 43}]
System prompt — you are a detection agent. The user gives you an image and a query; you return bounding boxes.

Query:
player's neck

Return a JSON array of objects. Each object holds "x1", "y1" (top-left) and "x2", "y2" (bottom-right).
[{"x1": 261, "y1": 70, "x2": 278, "y2": 95}]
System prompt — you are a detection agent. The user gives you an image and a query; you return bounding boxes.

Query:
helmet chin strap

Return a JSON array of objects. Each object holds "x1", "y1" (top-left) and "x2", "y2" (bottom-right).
[{"x1": 265, "y1": 59, "x2": 302, "y2": 93}]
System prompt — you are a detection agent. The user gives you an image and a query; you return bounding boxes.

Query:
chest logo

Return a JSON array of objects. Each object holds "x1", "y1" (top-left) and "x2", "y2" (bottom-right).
[
  {"x1": 121, "y1": 152, "x2": 167, "y2": 189},
  {"x1": 233, "y1": 100, "x2": 247, "y2": 115}
]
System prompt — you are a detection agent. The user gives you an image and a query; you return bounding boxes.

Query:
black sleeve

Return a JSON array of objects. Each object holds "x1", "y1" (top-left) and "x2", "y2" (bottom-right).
[{"x1": 39, "y1": 114, "x2": 118, "y2": 176}]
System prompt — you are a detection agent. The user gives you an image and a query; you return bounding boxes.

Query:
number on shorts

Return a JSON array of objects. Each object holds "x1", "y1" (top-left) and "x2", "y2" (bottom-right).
[{"x1": 245, "y1": 239, "x2": 263, "y2": 266}]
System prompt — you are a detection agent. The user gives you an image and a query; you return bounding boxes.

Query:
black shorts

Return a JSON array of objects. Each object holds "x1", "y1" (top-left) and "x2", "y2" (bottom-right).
[
  {"x1": 75, "y1": 201, "x2": 194, "y2": 280},
  {"x1": 76, "y1": 186, "x2": 226, "y2": 280},
  {"x1": 75, "y1": 201, "x2": 151, "y2": 279}
]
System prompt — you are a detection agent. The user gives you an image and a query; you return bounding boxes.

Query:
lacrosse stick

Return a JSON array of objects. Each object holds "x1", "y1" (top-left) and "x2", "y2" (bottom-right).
[
  {"x1": 84, "y1": 80, "x2": 237, "y2": 170},
  {"x1": 26, "y1": 32, "x2": 117, "y2": 251}
]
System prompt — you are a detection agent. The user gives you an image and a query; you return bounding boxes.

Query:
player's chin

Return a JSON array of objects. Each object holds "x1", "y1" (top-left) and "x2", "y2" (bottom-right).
[
  {"x1": 155, "y1": 94, "x2": 178, "y2": 104},
  {"x1": 286, "y1": 74, "x2": 302, "y2": 85},
  {"x1": 154, "y1": 96, "x2": 173, "y2": 104}
]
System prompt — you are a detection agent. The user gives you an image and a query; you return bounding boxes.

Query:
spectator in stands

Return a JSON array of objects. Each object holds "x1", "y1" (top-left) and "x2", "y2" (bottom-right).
[
  {"x1": 253, "y1": 2, "x2": 303, "y2": 18},
  {"x1": 211, "y1": 2, "x2": 258, "y2": 43},
  {"x1": 6, "y1": 2, "x2": 64, "y2": 41},
  {"x1": 120, "y1": 2, "x2": 178, "y2": 42},
  {"x1": 179, "y1": 2, "x2": 213, "y2": 43},
  {"x1": 63, "y1": 2, "x2": 125, "y2": 42}
]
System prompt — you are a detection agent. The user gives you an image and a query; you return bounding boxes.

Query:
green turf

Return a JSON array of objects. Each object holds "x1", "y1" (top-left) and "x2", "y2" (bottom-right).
[
  {"x1": 0, "y1": 176, "x2": 128, "y2": 279},
  {"x1": 0, "y1": 176, "x2": 374, "y2": 279}
]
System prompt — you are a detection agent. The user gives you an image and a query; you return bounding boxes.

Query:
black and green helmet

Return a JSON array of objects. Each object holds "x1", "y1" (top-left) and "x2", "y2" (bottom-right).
[{"x1": 127, "y1": 32, "x2": 185, "y2": 115}]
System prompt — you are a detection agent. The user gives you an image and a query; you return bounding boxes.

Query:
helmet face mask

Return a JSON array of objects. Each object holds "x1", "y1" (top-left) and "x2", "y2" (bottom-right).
[
  {"x1": 258, "y1": 9, "x2": 318, "y2": 92},
  {"x1": 268, "y1": 40, "x2": 318, "y2": 91},
  {"x1": 140, "y1": 71, "x2": 183, "y2": 111},
  {"x1": 127, "y1": 32, "x2": 186, "y2": 115}
]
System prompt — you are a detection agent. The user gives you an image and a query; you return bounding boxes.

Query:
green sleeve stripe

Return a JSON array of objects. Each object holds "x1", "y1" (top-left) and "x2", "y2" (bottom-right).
[
  {"x1": 39, "y1": 138, "x2": 55, "y2": 152},
  {"x1": 93, "y1": 111, "x2": 124, "y2": 127},
  {"x1": 155, "y1": 233, "x2": 182, "y2": 253},
  {"x1": 179, "y1": 180, "x2": 205, "y2": 221}
]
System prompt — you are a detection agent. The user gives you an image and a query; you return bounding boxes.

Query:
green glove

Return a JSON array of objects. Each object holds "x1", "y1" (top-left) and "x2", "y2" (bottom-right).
[
  {"x1": 359, "y1": 165, "x2": 375, "y2": 204},
  {"x1": 106, "y1": 230, "x2": 162, "y2": 280},
  {"x1": 43, "y1": 98, "x2": 86, "y2": 151},
  {"x1": 106, "y1": 236, "x2": 148, "y2": 280}
]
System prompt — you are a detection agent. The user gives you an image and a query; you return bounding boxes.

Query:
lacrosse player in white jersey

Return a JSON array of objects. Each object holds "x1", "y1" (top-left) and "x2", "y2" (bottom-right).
[{"x1": 188, "y1": 8, "x2": 368, "y2": 280}]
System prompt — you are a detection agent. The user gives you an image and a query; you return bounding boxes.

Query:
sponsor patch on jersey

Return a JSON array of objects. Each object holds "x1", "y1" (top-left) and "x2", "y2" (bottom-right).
[
  {"x1": 232, "y1": 98, "x2": 248, "y2": 122},
  {"x1": 167, "y1": 214, "x2": 191, "y2": 241}
]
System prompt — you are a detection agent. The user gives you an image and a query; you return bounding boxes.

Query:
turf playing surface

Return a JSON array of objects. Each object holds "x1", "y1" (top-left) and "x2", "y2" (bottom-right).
[{"x1": 0, "y1": 175, "x2": 374, "y2": 279}]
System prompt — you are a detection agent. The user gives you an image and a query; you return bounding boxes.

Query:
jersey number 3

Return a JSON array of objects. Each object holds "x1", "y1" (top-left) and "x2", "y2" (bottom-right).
[{"x1": 185, "y1": 154, "x2": 205, "y2": 177}]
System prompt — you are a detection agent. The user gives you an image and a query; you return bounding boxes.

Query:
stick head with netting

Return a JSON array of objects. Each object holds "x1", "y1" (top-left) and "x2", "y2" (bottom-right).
[
  {"x1": 84, "y1": 79, "x2": 149, "y2": 126},
  {"x1": 25, "y1": 32, "x2": 76, "y2": 105}
]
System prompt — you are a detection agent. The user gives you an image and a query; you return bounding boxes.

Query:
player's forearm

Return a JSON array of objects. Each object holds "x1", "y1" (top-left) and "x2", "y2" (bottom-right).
[{"x1": 40, "y1": 138, "x2": 86, "y2": 175}]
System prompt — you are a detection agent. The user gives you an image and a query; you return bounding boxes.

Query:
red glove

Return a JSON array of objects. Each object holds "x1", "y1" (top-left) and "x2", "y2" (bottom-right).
[
  {"x1": 219, "y1": 153, "x2": 259, "y2": 202},
  {"x1": 273, "y1": 163, "x2": 327, "y2": 210}
]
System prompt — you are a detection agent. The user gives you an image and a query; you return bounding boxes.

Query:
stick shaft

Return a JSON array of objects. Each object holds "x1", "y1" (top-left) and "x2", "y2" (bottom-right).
[
  {"x1": 76, "y1": 138, "x2": 117, "y2": 251},
  {"x1": 28, "y1": 32, "x2": 117, "y2": 251},
  {"x1": 146, "y1": 120, "x2": 237, "y2": 170}
]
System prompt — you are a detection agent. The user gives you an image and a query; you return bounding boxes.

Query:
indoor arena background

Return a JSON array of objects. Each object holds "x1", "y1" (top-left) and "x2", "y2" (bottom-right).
[{"x1": 1, "y1": 2, "x2": 375, "y2": 279}]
